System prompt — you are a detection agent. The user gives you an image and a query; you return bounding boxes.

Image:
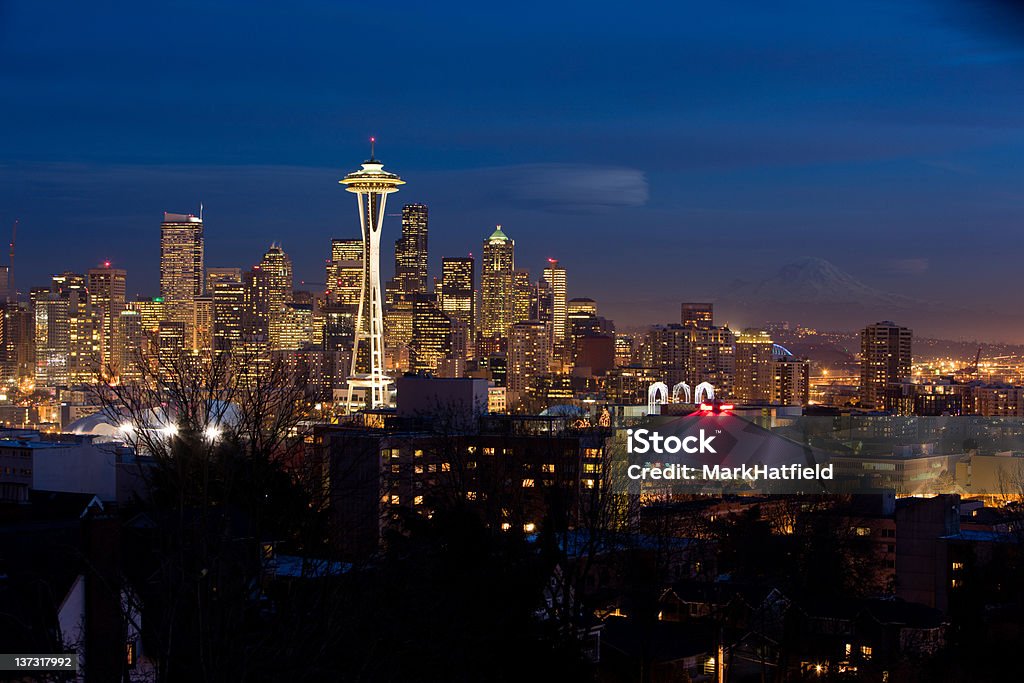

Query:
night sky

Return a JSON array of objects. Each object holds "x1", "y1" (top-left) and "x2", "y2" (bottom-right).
[{"x1": 2, "y1": 1, "x2": 1024, "y2": 335}]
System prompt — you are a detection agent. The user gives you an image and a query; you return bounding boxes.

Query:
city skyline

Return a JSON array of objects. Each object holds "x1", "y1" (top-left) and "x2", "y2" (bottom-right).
[{"x1": 5, "y1": 2, "x2": 1024, "y2": 340}]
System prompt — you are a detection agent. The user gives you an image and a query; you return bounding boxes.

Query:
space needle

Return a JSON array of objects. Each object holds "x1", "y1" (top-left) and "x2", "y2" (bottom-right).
[{"x1": 340, "y1": 138, "x2": 404, "y2": 410}]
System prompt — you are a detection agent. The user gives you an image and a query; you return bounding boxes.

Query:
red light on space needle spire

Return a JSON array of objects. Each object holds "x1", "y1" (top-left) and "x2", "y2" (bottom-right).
[{"x1": 369, "y1": 136, "x2": 376, "y2": 160}]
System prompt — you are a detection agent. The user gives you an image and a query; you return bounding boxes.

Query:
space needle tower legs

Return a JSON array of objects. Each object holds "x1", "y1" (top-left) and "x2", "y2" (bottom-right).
[{"x1": 340, "y1": 139, "x2": 405, "y2": 411}]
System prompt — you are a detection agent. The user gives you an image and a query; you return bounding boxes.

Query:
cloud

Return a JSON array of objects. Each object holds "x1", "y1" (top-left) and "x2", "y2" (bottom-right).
[
  {"x1": 473, "y1": 163, "x2": 649, "y2": 213},
  {"x1": 883, "y1": 257, "x2": 930, "y2": 275}
]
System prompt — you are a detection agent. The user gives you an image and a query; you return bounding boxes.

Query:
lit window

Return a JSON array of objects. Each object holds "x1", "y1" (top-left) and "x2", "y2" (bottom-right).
[
  {"x1": 126, "y1": 639, "x2": 137, "y2": 668},
  {"x1": 952, "y1": 561, "x2": 964, "y2": 571},
  {"x1": 860, "y1": 645, "x2": 872, "y2": 659},
  {"x1": 390, "y1": 495, "x2": 400, "y2": 505},
  {"x1": 441, "y1": 463, "x2": 451, "y2": 472},
  {"x1": 391, "y1": 464, "x2": 400, "y2": 473},
  {"x1": 522, "y1": 478, "x2": 535, "y2": 488},
  {"x1": 414, "y1": 495, "x2": 424, "y2": 506},
  {"x1": 844, "y1": 643, "x2": 851, "y2": 657},
  {"x1": 542, "y1": 463, "x2": 555, "y2": 473},
  {"x1": 414, "y1": 464, "x2": 424, "y2": 474},
  {"x1": 523, "y1": 522, "x2": 536, "y2": 533},
  {"x1": 414, "y1": 449, "x2": 424, "y2": 458},
  {"x1": 466, "y1": 491, "x2": 477, "y2": 500},
  {"x1": 483, "y1": 447, "x2": 495, "y2": 456}
]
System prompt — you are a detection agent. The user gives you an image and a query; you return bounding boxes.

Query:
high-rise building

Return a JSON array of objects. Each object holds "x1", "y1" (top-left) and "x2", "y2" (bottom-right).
[
  {"x1": 687, "y1": 325, "x2": 736, "y2": 398},
  {"x1": 259, "y1": 244, "x2": 293, "y2": 316},
  {"x1": 861, "y1": 321, "x2": 912, "y2": 411},
  {"x1": 393, "y1": 204, "x2": 429, "y2": 297},
  {"x1": 773, "y1": 354, "x2": 810, "y2": 406},
  {"x1": 480, "y1": 226, "x2": 516, "y2": 340},
  {"x1": 160, "y1": 212, "x2": 204, "y2": 325},
  {"x1": 410, "y1": 298, "x2": 451, "y2": 373},
  {"x1": 271, "y1": 303, "x2": 314, "y2": 351},
  {"x1": 208, "y1": 269, "x2": 245, "y2": 355},
  {"x1": 734, "y1": 329, "x2": 774, "y2": 403},
  {"x1": 87, "y1": 264, "x2": 126, "y2": 377},
  {"x1": 509, "y1": 320, "x2": 550, "y2": 395},
  {"x1": 340, "y1": 146, "x2": 405, "y2": 410},
  {"x1": 256, "y1": 244, "x2": 294, "y2": 349},
  {"x1": 512, "y1": 269, "x2": 533, "y2": 327},
  {"x1": 326, "y1": 238, "x2": 363, "y2": 306},
  {"x1": 439, "y1": 256, "x2": 475, "y2": 350},
  {"x1": 542, "y1": 258, "x2": 567, "y2": 344},
  {"x1": 1, "y1": 301, "x2": 33, "y2": 386},
  {"x1": 681, "y1": 302, "x2": 713, "y2": 329},
  {"x1": 567, "y1": 298, "x2": 597, "y2": 318}
]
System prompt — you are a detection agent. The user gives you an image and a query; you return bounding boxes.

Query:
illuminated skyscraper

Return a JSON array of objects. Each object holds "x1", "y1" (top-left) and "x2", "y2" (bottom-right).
[
  {"x1": 512, "y1": 269, "x2": 533, "y2": 328},
  {"x1": 542, "y1": 258, "x2": 567, "y2": 343},
  {"x1": 509, "y1": 320, "x2": 550, "y2": 395},
  {"x1": 773, "y1": 353, "x2": 810, "y2": 406},
  {"x1": 393, "y1": 204, "x2": 428, "y2": 297},
  {"x1": 256, "y1": 244, "x2": 294, "y2": 349},
  {"x1": 208, "y1": 268, "x2": 244, "y2": 354},
  {"x1": 480, "y1": 225, "x2": 515, "y2": 339},
  {"x1": 681, "y1": 302, "x2": 713, "y2": 329},
  {"x1": 326, "y1": 238, "x2": 363, "y2": 306},
  {"x1": 340, "y1": 143, "x2": 405, "y2": 409},
  {"x1": 160, "y1": 212, "x2": 204, "y2": 325},
  {"x1": 735, "y1": 329, "x2": 774, "y2": 403},
  {"x1": 860, "y1": 321, "x2": 912, "y2": 411},
  {"x1": 259, "y1": 243, "x2": 294, "y2": 315},
  {"x1": 410, "y1": 298, "x2": 451, "y2": 373},
  {"x1": 87, "y1": 264, "x2": 126, "y2": 377},
  {"x1": 439, "y1": 256, "x2": 475, "y2": 347}
]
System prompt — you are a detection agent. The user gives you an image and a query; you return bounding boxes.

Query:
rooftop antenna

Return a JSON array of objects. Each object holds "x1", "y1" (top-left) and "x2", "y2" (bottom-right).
[
  {"x1": 370, "y1": 136, "x2": 376, "y2": 161},
  {"x1": 199, "y1": 202, "x2": 204, "y2": 221}
]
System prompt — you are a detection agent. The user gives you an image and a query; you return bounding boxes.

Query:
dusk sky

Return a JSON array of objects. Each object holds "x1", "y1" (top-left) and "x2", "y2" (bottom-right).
[{"x1": 3, "y1": 1, "x2": 1024, "y2": 334}]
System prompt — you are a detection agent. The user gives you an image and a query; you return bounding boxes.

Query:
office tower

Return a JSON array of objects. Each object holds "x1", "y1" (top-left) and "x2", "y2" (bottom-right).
[
  {"x1": 208, "y1": 269, "x2": 245, "y2": 354},
  {"x1": 681, "y1": 302, "x2": 713, "y2": 329},
  {"x1": 542, "y1": 258, "x2": 567, "y2": 343},
  {"x1": 439, "y1": 256, "x2": 475, "y2": 347},
  {"x1": 192, "y1": 296, "x2": 214, "y2": 353},
  {"x1": 254, "y1": 244, "x2": 294, "y2": 350},
  {"x1": 325, "y1": 238, "x2": 363, "y2": 306},
  {"x1": 340, "y1": 145, "x2": 405, "y2": 410},
  {"x1": 734, "y1": 329, "x2": 774, "y2": 403},
  {"x1": 410, "y1": 298, "x2": 451, "y2": 373},
  {"x1": 480, "y1": 225, "x2": 516, "y2": 339},
  {"x1": 1, "y1": 301, "x2": 33, "y2": 386},
  {"x1": 271, "y1": 303, "x2": 314, "y2": 351},
  {"x1": 532, "y1": 277, "x2": 554, "y2": 327},
  {"x1": 157, "y1": 321, "x2": 187, "y2": 376},
  {"x1": 508, "y1": 320, "x2": 550, "y2": 394},
  {"x1": 393, "y1": 204, "x2": 429, "y2": 297},
  {"x1": 33, "y1": 291, "x2": 70, "y2": 388},
  {"x1": 259, "y1": 244, "x2": 293, "y2": 315},
  {"x1": 773, "y1": 354, "x2": 810, "y2": 406},
  {"x1": 567, "y1": 297, "x2": 597, "y2": 318},
  {"x1": 87, "y1": 265, "x2": 127, "y2": 376},
  {"x1": 160, "y1": 212, "x2": 204, "y2": 325},
  {"x1": 614, "y1": 334, "x2": 634, "y2": 367},
  {"x1": 33, "y1": 273, "x2": 101, "y2": 387},
  {"x1": 512, "y1": 269, "x2": 533, "y2": 326},
  {"x1": 861, "y1": 321, "x2": 913, "y2": 411},
  {"x1": 687, "y1": 325, "x2": 736, "y2": 398}
]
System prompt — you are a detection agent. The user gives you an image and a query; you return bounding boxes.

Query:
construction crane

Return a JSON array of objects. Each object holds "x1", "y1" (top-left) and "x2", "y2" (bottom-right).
[
  {"x1": 954, "y1": 346, "x2": 982, "y2": 379},
  {"x1": 7, "y1": 218, "x2": 15, "y2": 300}
]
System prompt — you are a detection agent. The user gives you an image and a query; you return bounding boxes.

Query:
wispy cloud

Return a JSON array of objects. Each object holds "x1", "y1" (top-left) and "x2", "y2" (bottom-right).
[{"x1": 471, "y1": 163, "x2": 649, "y2": 213}]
